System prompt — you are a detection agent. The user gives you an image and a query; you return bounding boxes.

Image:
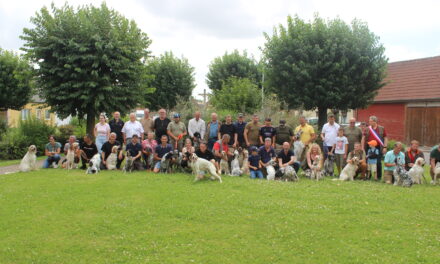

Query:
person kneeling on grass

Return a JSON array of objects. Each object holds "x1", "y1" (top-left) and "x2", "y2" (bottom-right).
[
  {"x1": 125, "y1": 134, "x2": 144, "y2": 171},
  {"x1": 79, "y1": 134, "x2": 98, "y2": 170},
  {"x1": 100, "y1": 132, "x2": 124, "y2": 170},
  {"x1": 346, "y1": 142, "x2": 367, "y2": 179},
  {"x1": 248, "y1": 146, "x2": 264, "y2": 179},
  {"x1": 43, "y1": 135, "x2": 61, "y2": 168},
  {"x1": 384, "y1": 142, "x2": 405, "y2": 184},
  {"x1": 277, "y1": 142, "x2": 300, "y2": 175},
  {"x1": 153, "y1": 135, "x2": 173, "y2": 173}
]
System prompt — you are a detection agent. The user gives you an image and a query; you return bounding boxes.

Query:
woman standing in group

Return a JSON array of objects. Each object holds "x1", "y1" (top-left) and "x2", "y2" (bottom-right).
[{"x1": 94, "y1": 114, "x2": 111, "y2": 154}]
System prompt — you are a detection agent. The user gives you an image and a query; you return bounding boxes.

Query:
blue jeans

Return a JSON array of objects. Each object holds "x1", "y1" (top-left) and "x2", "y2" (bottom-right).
[
  {"x1": 95, "y1": 135, "x2": 107, "y2": 154},
  {"x1": 250, "y1": 170, "x2": 264, "y2": 179},
  {"x1": 43, "y1": 154, "x2": 61, "y2": 168},
  {"x1": 208, "y1": 137, "x2": 218, "y2": 151}
]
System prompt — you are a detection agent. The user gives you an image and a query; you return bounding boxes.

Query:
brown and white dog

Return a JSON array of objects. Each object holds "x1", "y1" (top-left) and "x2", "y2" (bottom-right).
[
  {"x1": 219, "y1": 151, "x2": 230, "y2": 175},
  {"x1": 19, "y1": 145, "x2": 37, "y2": 172},
  {"x1": 433, "y1": 162, "x2": 440, "y2": 185},
  {"x1": 336, "y1": 157, "x2": 359, "y2": 181},
  {"x1": 65, "y1": 142, "x2": 79, "y2": 170},
  {"x1": 310, "y1": 156, "x2": 323, "y2": 181}
]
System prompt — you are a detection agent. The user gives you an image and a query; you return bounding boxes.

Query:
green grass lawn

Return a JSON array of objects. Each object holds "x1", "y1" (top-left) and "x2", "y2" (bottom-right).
[
  {"x1": 1, "y1": 170, "x2": 439, "y2": 264},
  {"x1": 0, "y1": 156, "x2": 45, "y2": 167}
]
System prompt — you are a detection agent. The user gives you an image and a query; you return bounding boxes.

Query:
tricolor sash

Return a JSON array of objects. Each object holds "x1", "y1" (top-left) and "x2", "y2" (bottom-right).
[{"x1": 369, "y1": 126, "x2": 384, "y2": 147}]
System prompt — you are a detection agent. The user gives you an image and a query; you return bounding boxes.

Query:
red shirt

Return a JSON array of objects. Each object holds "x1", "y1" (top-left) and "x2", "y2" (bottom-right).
[
  {"x1": 365, "y1": 126, "x2": 387, "y2": 142},
  {"x1": 213, "y1": 142, "x2": 229, "y2": 153}
]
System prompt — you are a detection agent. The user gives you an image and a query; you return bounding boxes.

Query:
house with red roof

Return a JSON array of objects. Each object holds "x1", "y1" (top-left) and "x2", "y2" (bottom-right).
[{"x1": 355, "y1": 55, "x2": 440, "y2": 146}]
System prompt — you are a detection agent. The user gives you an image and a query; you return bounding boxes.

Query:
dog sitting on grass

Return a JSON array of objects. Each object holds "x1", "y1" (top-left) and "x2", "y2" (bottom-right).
[
  {"x1": 86, "y1": 154, "x2": 101, "y2": 174},
  {"x1": 106, "y1": 146, "x2": 119, "y2": 170},
  {"x1": 65, "y1": 142, "x2": 79, "y2": 170},
  {"x1": 123, "y1": 151, "x2": 134, "y2": 173},
  {"x1": 334, "y1": 157, "x2": 359, "y2": 181},
  {"x1": 408, "y1": 157, "x2": 425, "y2": 184},
  {"x1": 434, "y1": 162, "x2": 440, "y2": 185},
  {"x1": 19, "y1": 145, "x2": 37, "y2": 172}
]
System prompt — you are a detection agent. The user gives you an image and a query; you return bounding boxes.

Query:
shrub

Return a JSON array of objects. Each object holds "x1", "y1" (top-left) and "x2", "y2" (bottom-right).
[
  {"x1": 387, "y1": 139, "x2": 407, "y2": 152},
  {"x1": 68, "y1": 117, "x2": 87, "y2": 138},
  {"x1": 17, "y1": 118, "x2": 56, "y2": 155},
  {"x1": 0, "y1": 118, "x2": 8, "y2": 140}
]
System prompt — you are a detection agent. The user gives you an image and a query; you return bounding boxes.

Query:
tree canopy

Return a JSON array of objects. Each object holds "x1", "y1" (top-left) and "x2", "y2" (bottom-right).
[
  {"x1": 147, "y1": 52, "x2": 195, "y2": 110},
  {"x1": 206, "y1": 50, "x2": 261, "y2": 91},
  {"x1": 0, "y1": 48, "x2": 33, "y2": 111},
  {"x1": 210, "y1": 77, "x2": 262, "y2": 114},
  {"x1": 263, "y1": 15, "x2": 388, "y2": 128},
  {"x1": 21, "y1": 3, "x2": 153, "y2": 135}
]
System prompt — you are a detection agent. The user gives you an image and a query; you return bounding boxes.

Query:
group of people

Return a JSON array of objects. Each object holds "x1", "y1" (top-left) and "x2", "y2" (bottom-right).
[{"x1": 42, "y1": 109, "x2": 440, "y2": 184}]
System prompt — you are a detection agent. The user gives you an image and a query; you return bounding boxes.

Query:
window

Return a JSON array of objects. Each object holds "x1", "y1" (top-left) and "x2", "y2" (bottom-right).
[
  {"x1": 21, "y1": 109, "x2": 30, "y2": 120},
  {"x1": 45, "y1": 110, "x2": 51, "y2": 120},
  {"x1": 36, "y1": 109, "x2": 42, "y2": 119}
]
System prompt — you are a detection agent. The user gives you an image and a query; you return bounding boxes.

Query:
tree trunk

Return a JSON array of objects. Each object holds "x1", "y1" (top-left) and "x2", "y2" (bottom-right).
[
  {"x1": 86, "y1": 110, "x2": 96, "y2": 139},
  {"x1": 317, "y1": 107, "x2": 327, "y2": 130}
]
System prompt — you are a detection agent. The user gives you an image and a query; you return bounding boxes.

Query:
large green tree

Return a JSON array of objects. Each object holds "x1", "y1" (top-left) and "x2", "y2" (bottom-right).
[
  {"x1": 210, "y1": 77, "x2": 262, "y2": 114},
  {"x1": 263, "y1": 15, "x2": 388, "y2": 128},
  {"x1": 21, "y1": 3, "x2": 153, "y2": 135},
  {"x1": 206, "y1": 50, "x2": 261, "y2": 91},
  {"x1": 0, "y1": 48, "x2": 33, "y2": 111},
  {"x1": 147, "y1": 52, "x2": 195, "y2": 110}
]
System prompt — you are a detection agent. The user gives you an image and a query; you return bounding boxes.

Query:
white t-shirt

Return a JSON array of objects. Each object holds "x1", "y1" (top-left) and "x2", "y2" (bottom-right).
[
  {"x1": 122, "y1": 120, "x2": 144, "y2": 139},
  {"x1": 334, "y1": 136, "x2": 348, "y2": 154},
  {"x1": 321, "y1": 122, "x2": 340, "y2": 147},
  {"x1": 95, "y1": 123, "x2": 110, "y2": 137}
]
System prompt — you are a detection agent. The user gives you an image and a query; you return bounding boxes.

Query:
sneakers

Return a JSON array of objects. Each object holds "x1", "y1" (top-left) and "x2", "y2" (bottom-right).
[{"x1": 52, "y1": 162, "x2": 58, "y2": 169}]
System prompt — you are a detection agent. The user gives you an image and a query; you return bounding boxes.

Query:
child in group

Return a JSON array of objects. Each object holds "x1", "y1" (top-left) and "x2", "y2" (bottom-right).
[
  {"x1": 366, "y1": 140, "x2": 380, "y2": 180},
  {"x1": 248, "y1": 147, "x2": 264, "y2": 179},
  {"x1": 330, "y1": 127, "x2": 348, "y2": 176}
]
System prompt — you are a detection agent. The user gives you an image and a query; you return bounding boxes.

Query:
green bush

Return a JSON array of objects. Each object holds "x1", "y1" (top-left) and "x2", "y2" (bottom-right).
[
  {"x1": 0, "y1": 118, "x2": 56, "y2": 159},
  {"x1": 387, "y1": 139, "x2": 407, "y2": 152},
  {"x1": 56, "y1": 124, "x2": 76, "y2": 147},
  {"x1": 69, "y1": 117, "x2": 87, "y2": 138},
  {"x1": 0, "y1": 118, "x2": 8, "y2": 140}
]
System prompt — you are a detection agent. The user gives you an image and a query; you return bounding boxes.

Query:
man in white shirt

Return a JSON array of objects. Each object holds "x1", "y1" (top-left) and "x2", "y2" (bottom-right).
[
  {"x1": 188, "y1": 111, "x2": 206, "y2": 140},
  {"x1": 320, "y1": 113, "x2": 340, "y2": 159},
  {"x1": 122, "y1": 112, "x2": 144, "y2": 145}
]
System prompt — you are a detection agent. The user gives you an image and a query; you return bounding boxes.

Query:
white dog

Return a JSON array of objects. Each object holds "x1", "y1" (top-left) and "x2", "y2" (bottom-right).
[
  {"x1": 19, "y1": 145, "x2": 37, "y2": 172},
  {"x1": 230, "y1": 150, "x2": 243, "y2": 176},
  {"x1": 219, "y1": 151, "x2": 230, "y2": 175},
  {"x1": 106, "y1": 145, "x2": 119, "y2": 170},
  {"x1": 408, "y1": 157, "x2": 425, "y2": 184},
  {"x1": 335, "y1": 157, "x2": 359, "y2": 181},
  {"x1": 293, "y1": 130, "x2": 304, "y2": 159},
  {"x1": 65, "y1": 142, "x2": 79, "y2": 170},
  {"x1": 189, "y1": 153, "x2": 222, "y2": 183},
  {"x1": 433, "y1": 162, "x2": 440, "y2": 185},
  {"x1": 265, "y1": 159, "x2": 277, "y2": 180},
  {"x1": 86, "y1": 154, "x2": 101, "y2": 174}
]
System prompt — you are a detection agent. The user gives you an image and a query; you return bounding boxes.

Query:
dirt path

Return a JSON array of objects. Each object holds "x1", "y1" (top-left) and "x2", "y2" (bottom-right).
[{"x1": 0, "y1": 160, "x2": 45, "y2": 175}]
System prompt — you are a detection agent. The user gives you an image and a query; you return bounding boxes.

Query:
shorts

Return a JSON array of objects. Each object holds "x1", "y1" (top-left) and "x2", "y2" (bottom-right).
[
  {"x1": 334, "y1": 153, "x2": 345, "y2": 168},
  {"x1": 368, "y1": 163, "x2": 377, "y2": 172},
  {"x1": 383, "y1": 170, "x2": 393, "y2": 184},
  {"x1": 154, "y1": 161, "x2": 162, "y2": 169}
]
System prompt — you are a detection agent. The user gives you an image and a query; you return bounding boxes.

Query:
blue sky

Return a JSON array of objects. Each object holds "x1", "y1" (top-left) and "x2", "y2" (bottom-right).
[{"x1": 1, "y1": 0, "x2": 439, "y2": 99}]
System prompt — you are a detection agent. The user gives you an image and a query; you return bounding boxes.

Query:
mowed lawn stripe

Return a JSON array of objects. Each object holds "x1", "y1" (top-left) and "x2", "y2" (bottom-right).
[{"x1": 0, "y1": 170, "x2": 439, "y2": 263}]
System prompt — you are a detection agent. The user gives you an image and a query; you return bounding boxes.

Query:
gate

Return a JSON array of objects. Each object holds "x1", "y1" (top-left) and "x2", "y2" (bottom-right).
[{"x1": 406, "y1": 106, "x2": 440, "y2": 146}]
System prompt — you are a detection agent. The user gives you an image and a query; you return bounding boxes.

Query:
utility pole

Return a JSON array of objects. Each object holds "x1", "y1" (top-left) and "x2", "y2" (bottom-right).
[{"x1": 261, "y1": 68, "x2": 265, "y2": 109}]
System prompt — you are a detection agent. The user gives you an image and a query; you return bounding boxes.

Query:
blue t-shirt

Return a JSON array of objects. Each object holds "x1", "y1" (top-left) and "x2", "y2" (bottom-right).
[
  {"x1": 248, "y1": 154, "x2": 261, "y2": 171},
  {"x1": 155, "y1": 144, "x2": 173, "y2": 158},
  {"x1": 367, "y1": 148, "x2": 379, "y2": 164},
  {"x1": 260, "y1": 126, "x2": 276, "y2": 140},
  {"x1": 209, "y1": 121, "x2": 219, "y2": 139},
  {"x1": 258, "y1": 146, "x2": 276, "y2": 163},
  {"x1": 384, "y1": 150, "x2": 405, "y2": 171},
  {"x1": 126, "y1": 142, "x2": 142, "y2": 157}
]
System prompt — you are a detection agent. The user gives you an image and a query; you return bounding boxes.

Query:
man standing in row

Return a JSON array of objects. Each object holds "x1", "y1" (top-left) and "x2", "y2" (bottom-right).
[
  {"x1": 167, "y1": 113, "x2": 187, "y2": 151},
  {"x1": 188, "y1": 111, "x2": 205, "y2": 141},
  {"x1": 141, "y1": 108, "x2": 154, "y2": 139},
  {"x1": 260, "y1": 118, "x2": 276, "y2": 147},
  {"x1": 154, "y1": 109, "x2": 171, "y2": 142},
  {"x1": 244, "y1": 114, "x2": 260, "y2": 148},
  {"x1": 275, "y1": 120, "x2": 293, "y2": 150},
  {"x1": 206, "y1": 113, "x2": 221, "y2": 150},
  {"x1": 109, "y1": 111, "x2": 124, "y2": 144},
  {"x1": 233, "y1": 113, "x2": 247, "y2": 149},
  {"x1": 344, "y1": 117, "x2": 362, "y2": 153},
  {"x1": 362, "y1": 115, "x2": 388, "y2": 180},
  {"x1": 122, "y1": 113, "x2": 144, "y2": 145},
  {"x1": 220, "y1": 115, "x2": 236, "y2": 148},
  {"x1": 320, "y1": 113, "x2": 340, "y2": 159}
]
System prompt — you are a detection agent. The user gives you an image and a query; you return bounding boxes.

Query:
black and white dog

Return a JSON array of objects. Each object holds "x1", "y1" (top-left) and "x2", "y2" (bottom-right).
[
  {"x1": 324, "y1": 154, "x2": 335, "y2": 177},
  {"x1": 160, "y1": 151, "x2": 174, "y2": 173},
  {"x1": 393, "y1": 158, "x2": 413, "y2": 187},
  {"x1": 86, "y1": 154, "x2": 101, "y2": 174}
]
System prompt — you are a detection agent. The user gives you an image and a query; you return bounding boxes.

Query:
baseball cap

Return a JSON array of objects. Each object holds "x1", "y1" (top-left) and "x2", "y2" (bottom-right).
[
  {"x1": 279, "y1": 120, "x2": 286, "y2": 124},
  {"x1": 173, "y1": 113, "x2": 180, "y2": 118},
  {"x1": 238, "y1": 113, "x2": 244, "y2": 117},
  {"x1": 265, "y1": 117, "x2": 271, "y2": 122},
  {"x1": 368, "y1": 140, "x2": 377, "y2": 147}
]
